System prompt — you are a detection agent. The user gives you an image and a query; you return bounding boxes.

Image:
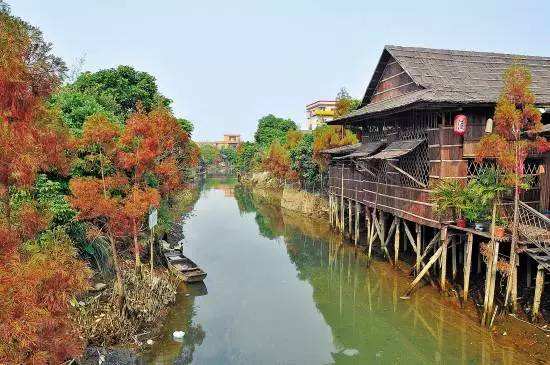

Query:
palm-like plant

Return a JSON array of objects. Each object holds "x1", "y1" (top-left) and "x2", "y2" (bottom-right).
[{"x1": 431, "y1": 179, "x2": 466, "y2": 220}]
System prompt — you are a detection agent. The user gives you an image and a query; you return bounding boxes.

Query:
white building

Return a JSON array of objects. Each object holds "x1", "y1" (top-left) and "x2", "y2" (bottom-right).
[{"x1": 305, "y1": 100, "x2": 337, "y2": 130}]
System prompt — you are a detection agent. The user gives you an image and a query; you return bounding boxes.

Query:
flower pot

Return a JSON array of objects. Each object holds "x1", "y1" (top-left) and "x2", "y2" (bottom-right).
[
  {"x1": 474, "y1": 222, "x2": 485, "y2": 232},
  {"x1": 456, "y1": 218, "x2": 467, "y2": 228},
  {"x1": 493, "y1": 226, "x2": 506, "y2": 239}
]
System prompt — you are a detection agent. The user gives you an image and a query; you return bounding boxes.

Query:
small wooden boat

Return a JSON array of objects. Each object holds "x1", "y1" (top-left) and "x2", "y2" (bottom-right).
[{"x1": 163, "y1": 250, "x2": 207, "y2": 283}]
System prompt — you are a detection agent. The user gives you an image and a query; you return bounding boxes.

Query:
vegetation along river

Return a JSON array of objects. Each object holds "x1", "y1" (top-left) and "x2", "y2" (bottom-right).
[{"x1": 142, "y1": 179, "x2": 544, "y2": 365}]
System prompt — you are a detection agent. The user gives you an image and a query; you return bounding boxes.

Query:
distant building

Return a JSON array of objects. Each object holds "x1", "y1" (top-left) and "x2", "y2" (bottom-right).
[
  {"x1": 305, "y1": 100, "x2": 337, "y2": 130},
  {"x1": 198, "y1": 134, "x2": 242, "y2": 149}
]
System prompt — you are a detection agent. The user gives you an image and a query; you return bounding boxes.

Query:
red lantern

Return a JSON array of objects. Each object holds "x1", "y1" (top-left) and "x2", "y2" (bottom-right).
[{"x1": 453, "y1": 114, "x2": 468, "y2": 136}]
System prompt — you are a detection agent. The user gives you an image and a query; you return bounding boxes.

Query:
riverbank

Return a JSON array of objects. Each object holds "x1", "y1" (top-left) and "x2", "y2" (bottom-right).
[
  {"x1": 77, "y1": 186, "x2": 201, "y2": 363},
  {"x1": 237, "y1": 176, "x2": 550, "y2": 363},
  {"x1": 240, "y1": 172, "x2": 329, "y2": 220}
]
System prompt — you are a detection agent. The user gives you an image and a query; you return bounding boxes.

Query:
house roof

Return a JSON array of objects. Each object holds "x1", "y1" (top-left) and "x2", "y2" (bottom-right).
[
  {"x1": 366, "y1": 139, "x2": 425, "y2": 160},
  {"x1": 332, "y1": 45, "x2": 550, "y2": 122},
  {"x1": 334, "y1": 141, "x2": 386, "y2": 160},
  {"x1": 320, "y1": 143, "x2": 361, "y2": 155}
]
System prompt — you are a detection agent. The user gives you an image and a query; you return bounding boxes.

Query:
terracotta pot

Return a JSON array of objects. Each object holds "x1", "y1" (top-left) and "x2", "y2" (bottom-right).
[
  {"x1": 456, "y1": 218, "x2": 467, "y2": 228},
  {"x1": 494, "y1": 226, "x2": 506, "y2": 238}
]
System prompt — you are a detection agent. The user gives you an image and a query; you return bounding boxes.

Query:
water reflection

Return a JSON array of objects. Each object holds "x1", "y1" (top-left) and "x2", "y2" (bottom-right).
[{"x1": 144, "y1": 181, "x2": 538, "y2": 365}]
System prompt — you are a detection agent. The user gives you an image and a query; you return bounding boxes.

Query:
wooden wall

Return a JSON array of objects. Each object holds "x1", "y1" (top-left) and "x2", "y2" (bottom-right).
[{"x1": 370, "y1": 56, "x2": 421, "y2": 104}]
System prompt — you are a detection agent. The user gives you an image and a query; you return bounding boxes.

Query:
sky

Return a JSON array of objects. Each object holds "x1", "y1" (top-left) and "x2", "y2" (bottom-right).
[{"x1": 9, "y1": 0, "x2": 550, "y2": 141}]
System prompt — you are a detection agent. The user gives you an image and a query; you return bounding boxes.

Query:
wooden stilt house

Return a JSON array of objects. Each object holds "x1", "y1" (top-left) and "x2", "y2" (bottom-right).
[{"x1": 324, "y1": 45, "x2": 550, "y2": 320}]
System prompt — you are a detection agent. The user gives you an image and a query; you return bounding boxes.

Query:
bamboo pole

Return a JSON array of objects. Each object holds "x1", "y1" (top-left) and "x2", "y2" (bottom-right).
[
  {"x1": 463, "y1": 232, "x2": 473, "y2": 302},
  {"x1": 340, "y1": 164, "x2": 344, "y2": 233},
  {"x1": 440, "y1": 226, "x2": 448, "y2": 291},
  {"x1": 526, "y1": 258, "x2": 532, "y2": 288},
  {"x1": 532, "y1": 264, "x2": 544, "y2": 321},
  {"x1": 394, "y1": 218, "x2": 401, "y2": 265}
]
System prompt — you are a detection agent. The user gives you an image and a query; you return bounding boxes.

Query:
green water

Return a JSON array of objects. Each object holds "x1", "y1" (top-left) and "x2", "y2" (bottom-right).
[{"x1": 143, "y1": 180, "x2": 536, "y2": 365}]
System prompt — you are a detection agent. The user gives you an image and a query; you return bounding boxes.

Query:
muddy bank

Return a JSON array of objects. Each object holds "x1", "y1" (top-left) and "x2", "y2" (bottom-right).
[{"x1": 240, "y1": 172, "x2": 328, "y2": 220}]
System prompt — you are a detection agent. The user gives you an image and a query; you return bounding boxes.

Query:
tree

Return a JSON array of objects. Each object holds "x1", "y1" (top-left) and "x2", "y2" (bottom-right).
[
  {"x1": 200, "y1": 144, "x2": 221, "y2": 166},
  {"x1": 312, "y1": 124, "x2": 358, "y2": 169},
  {"x1": 71, "y1": 65, "x2": 171, "y2": 119},
  {"x1": 0, "y1": 6, "x2": 89, "y2": 363},
  {"x1": 177, "y1": 117, "x2": 194, "y2": 136},
  {"x1": 49, "y1": 88, "x2": 119, "y2": 135},
  {"x1": 334, "y1": 87, "x2": 360, "y2": 118},
  {"x1": 262, "y1": 140, "x2": 297, "y2": 182},
  {"x1": 477, "y1": 64, "x2": 550, "y2": 313},
  {"x1": 254, "y1": 114, "x2": 297, "y2": 147},
  {"x1": 235, "y1": 142, "x2": 259, "y2": 174}
]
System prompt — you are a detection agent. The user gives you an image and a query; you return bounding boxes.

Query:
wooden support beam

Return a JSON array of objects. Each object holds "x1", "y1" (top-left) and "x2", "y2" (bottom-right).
[
  {"x1": 463, "y1": 232, "x2": 473, "y2": 302},
  {"x1": 366, "y1": 207, "x2": 373, "y2": 260},
  {"x1": 482, "y1": 239, "x2": 500, "y2": 327},
  {"x1": 403, "y1": 243, "x2": 445, "y2": 298},
  {"x1": 394, "y1": 218, "x2": 401, "y2": 265},
  {"x1": 526, "y1": 258, "x2": 532, "y2": 288},
  {"x1": 354, "y1": 202, "x2": 360, "y2": 245},
  {"x1": 386, "y1": 160, "x2": 428, "y2": 188},
  {"x1": 403, "y1": 221, "x2": 417, "y2": 252},
  {"x1": 384, "y1": 218, "x2": 398, "y2": 248},
  {"x1": 440, "y1": 227, "x2": 448, "y2": 292},
  {"x1": 411, "y1": 231, "x2": 441, "y2": 275},
  {"x1": 348, "y1": 199, "x2": 352, "y2": 237},
  {"x1": 416, "y1": 224, "x2": 422, "y2": 274},
  {"x1": 532, "y1": 264, "x2": 545, "y2": 321},
  {"x1": 452, "y1": 236, "x2": 457, "y2": 280}
]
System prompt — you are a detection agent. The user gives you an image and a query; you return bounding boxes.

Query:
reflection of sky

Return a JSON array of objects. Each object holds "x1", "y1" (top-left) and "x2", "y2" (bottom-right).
[{"x1": 179, "y1": 188, "x2": 336, "y2": 364}]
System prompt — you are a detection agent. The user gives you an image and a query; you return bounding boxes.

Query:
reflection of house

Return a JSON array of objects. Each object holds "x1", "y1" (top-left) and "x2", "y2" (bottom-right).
[
  {"x1": 305, "y1": 100, "x2": 336, "y2": 130},
  {"x1": 198, "y1": 134, "x2": 242, "y2": 149}
]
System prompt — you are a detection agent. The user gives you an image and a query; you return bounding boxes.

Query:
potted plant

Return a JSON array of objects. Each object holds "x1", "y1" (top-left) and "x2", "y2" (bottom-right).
[
  {"x1": 492, "y1": 216, "x2": 508, "y2": 238},
  {"x1": 431, "y1": 179, "x2": 467, "y2": 227}
]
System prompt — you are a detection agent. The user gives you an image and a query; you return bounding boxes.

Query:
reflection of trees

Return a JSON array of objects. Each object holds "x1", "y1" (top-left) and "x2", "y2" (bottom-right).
[
  {"x1": 173, "y1": 323, "x2": 206, "y2": 365},
  {"x1": 246, "y1": 198, "x2": 518, "y2": 364},
  {"x1": 233, "y1": 185, "x2": 256, "y2": 214}
]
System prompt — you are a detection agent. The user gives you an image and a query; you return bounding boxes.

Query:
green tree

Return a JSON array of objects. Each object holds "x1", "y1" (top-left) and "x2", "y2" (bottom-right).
[
  {"x1": 289, "y1": 133, "x2": 322, "y2": 189},
  {"x1": 254, "y1": 114, "x2": 297, "y2": 147},
  {"x1": 177, "y1": 117, "x2": 194, "y2": 135},
  {"x1": 71, "y1": 65, "x2": 171, "y2": 119},
  {"x1": 200, "y1": 144, "x2": 220, "y2": 166},
  {"x1": 49, "y1": 89, "x2": 119, "y2": 135},
  {"x1": 236, "y1": 142, "x2": 259, "y2": 173},
  {"x1": 220, "y1": 146, "x2": 237, "y2": 166}
]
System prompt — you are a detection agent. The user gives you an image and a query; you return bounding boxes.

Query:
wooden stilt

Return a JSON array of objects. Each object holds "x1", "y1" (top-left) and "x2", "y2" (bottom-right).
[
  {"x1": 463, "y1": 232, "x2": 473, "y2": 302},
  {"x1": 452, "y1": 236, "x2": 457, "y2": 280},
  {"x1": 366, "y1": 207, "x2": 373, "y2": 260},
  {"x1": 532, "y1": 264, "x2": 545, "y2": 321},
  {"x1": 354, "y1": 201, "x2": 360, "y2": 245},
  {"x1": 482, "y1": 239, "x2": 500, "y2": 326},
  {"x1": 394, "y1": 218, "x2": 401, "y2": 265},
  {"x1": 416, "y1": 224, "x2": 421, "y2": 274},
  {"x1": 526, "y1": 258, "x2": 532, "y2": 288},
  {"x1": 476, "y1": 243, "x2": 482, "y2": 274},
  {"x1": 440, "y1": 226, "x2": 448, "y2": 292},
  {"x1": 348, "y1": 199, "x2": 352, "y2": 237},
  {"x1": 403, "y1": 243, "x2": 445, "y2": 297}
]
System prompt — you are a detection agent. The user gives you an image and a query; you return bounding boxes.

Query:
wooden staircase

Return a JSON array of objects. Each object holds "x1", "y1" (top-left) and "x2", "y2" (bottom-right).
[{"x1": 514, "y1": 201, "x2": 550, "y2": 271}]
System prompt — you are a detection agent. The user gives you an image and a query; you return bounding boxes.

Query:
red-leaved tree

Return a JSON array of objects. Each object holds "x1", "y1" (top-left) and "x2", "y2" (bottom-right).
[
  {"x1": 477, "y1": 64, "x2": 550, "y2": 312},
  {"x1": 0, "y1": 7, "x2": 90, "y2": 364}
]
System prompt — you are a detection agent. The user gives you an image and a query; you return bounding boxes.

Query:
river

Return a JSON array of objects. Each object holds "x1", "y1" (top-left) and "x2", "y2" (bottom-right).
[{"x1": 142, "y1": 179, "x2": 543, "y2": 365}]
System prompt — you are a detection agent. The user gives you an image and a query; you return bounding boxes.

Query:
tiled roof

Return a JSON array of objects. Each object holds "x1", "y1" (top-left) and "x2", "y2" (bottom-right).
[
  {"x1": 366, "y1": 139, "x2": 425, "y2": 160},
  {"x1": 334, "y1": 141, "x2": 386, "y2": 160},
  {"x1": 320, "y1": 143, "x2": 361, "y2": 155}
]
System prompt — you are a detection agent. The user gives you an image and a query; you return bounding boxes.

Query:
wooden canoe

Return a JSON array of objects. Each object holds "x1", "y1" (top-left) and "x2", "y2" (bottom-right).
[{"x1": 163, "y1": 250, "x2": 207, "y2": 283}]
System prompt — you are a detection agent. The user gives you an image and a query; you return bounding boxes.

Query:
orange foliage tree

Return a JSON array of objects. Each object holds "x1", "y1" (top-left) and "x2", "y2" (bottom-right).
[
  {"x1": 312, "y1": 125, "x2": 358, "y2": 169},
  {"x1": 476, "y1": 64, "x2": 550, "y2": 311},
  {"x1": 0, "y1": 7, "x2": 89, "y2": 363},
  {"x1": 262, "y1": 140, "x2": 298, "y2": 182}
]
